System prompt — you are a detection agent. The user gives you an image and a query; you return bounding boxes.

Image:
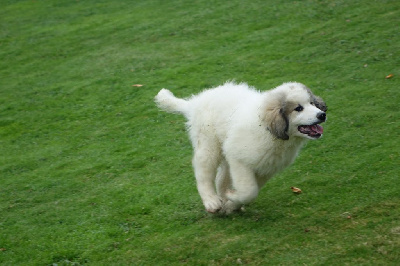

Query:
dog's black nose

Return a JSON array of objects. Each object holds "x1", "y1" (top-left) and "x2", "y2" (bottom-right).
[{"x1": 317, "y1": 112, "x2": 326, "y2": 121}]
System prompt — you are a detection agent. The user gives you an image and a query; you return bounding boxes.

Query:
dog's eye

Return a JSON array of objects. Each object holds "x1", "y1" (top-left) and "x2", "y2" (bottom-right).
[
  {"x1": 294, "y1": 105, "x2": 304, "y2": 112},
  {"x1": 310, "y1": 102, "x2": 315, "y2": 106}
]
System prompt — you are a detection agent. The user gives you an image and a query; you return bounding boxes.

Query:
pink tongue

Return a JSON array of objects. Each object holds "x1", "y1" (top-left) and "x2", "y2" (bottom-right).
[{"x1": 311, "y1": 125, "x2": 323, "y2": 134}]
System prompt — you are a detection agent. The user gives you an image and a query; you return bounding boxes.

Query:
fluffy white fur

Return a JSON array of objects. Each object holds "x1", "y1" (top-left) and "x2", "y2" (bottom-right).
[{"x1": 155, "y1": 82, "x2": 327, "y2": 214}]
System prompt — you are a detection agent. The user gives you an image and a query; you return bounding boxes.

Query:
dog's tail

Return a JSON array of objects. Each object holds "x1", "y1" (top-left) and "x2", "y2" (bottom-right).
[{"x1": 154, "y1": 89, "x2": 189, "y2": 116}]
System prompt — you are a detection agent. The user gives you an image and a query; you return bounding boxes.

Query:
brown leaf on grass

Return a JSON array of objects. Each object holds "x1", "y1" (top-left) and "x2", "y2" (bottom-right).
[
  {"x1": 132, "y1": 84, "x2": 144, "y2": 87},
  {"x1": 341, "y1": 212, "x2": 352, "y2": 219},
  {"x1": 385, "y1": 74, "x2": 394, "y2": 79},
  {"x1": 290, "y1": 186, "x2": 302, "y2": 193}
]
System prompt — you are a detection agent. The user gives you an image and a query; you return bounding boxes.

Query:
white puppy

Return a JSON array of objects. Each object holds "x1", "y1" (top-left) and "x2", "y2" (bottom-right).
[{"x1": 155, "y1": 82, "x2": 327, "y2": 214}]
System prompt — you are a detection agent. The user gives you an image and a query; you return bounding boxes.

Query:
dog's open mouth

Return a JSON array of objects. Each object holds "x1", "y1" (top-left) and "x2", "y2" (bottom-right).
[{"x1": 298, "y1": 124, "x2": 323, "y2": 138}]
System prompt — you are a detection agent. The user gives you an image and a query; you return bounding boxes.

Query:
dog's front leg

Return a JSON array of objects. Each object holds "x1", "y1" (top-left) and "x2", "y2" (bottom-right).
[{"x1": 226, "y1": 158, "x2": 259, "y2": 206}]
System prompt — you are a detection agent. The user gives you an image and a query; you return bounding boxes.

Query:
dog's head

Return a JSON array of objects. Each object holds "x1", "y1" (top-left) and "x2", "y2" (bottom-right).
[{"x1": 263, "y1": 83, "x2": 327, "y2": 140}]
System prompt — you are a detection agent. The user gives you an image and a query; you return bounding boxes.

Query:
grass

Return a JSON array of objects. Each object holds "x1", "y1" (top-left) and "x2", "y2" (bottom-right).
[{"x1": 1, "y1": 0, "x2": 399, "y2": 264}]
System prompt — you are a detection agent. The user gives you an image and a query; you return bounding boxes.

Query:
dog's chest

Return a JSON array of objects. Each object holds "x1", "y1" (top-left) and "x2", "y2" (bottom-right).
[{"x1": 254, "y1": 141, "x2": 303, "y2": 178}]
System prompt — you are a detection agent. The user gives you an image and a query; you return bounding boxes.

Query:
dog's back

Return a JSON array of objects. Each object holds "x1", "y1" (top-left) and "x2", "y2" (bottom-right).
[{"x1": 155, "y1": 82, "x2": 259, "y2": 120}]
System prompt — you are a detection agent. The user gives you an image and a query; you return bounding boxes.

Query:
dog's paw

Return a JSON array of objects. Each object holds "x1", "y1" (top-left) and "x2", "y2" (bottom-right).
[
  {"x1": 219, "y1": 200, "x2": 242, "y2": 215},
  {"x1": 203, "y1": 195, "x2": 223, "y2": 213},
  {"x1": 225, "y1": 189, "x2": 239, "y2": 202},
  {"x1": 226, "y1": 188, "x2": 258, "y2": 205}
]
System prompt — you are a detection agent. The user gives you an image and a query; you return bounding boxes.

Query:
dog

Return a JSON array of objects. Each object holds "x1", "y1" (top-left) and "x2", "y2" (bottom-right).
[{"x1": 155, "y1": 82, "x2": 327, "y2": 214}]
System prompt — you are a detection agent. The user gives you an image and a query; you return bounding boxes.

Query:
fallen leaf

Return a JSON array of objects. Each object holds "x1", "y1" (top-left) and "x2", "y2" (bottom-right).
[
  {"x1": 0, "y1": 248, "x2": 6, "y2": 251},
  {"x1": 385, "y1": 74, "x2": 394, "y2": 79},
  {"x1": 341, "y1": 212, "x2": 352, "y2": 219},
  {"x1": 290, "y1": 186, "x2": 302, "y2": 193},
  {"x1": 132, "y1": 84, "x2": 144, "y2": 87}
]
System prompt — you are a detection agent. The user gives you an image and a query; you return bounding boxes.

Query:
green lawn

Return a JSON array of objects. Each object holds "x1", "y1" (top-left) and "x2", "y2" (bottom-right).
[{"x1": 1, "y1": 0, "x2": 399, "y2": 264}]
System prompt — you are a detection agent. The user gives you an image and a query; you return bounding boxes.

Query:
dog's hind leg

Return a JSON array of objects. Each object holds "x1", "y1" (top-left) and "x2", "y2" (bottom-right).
[
  {"x1": 216, "y1": 160, "x2": 231, "y2": 201},
  {"x1": 216, "y1": 160, "x2": 246, "y2": 214},
  {"x1": 192, "y1": 141, "x2": 222, "y2": 213}
]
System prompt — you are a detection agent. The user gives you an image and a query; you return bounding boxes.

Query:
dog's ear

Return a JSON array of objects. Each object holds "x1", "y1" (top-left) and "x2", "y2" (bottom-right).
[
  {"x1": 313, "y1": 96, "x2": 328, "y2": 112},
  {"x1": 264, "y1": 95, "x2": 289, "y2": 140},
  {"x1": 304, "y1": 86, "x2": 328, "y2": 112}
]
